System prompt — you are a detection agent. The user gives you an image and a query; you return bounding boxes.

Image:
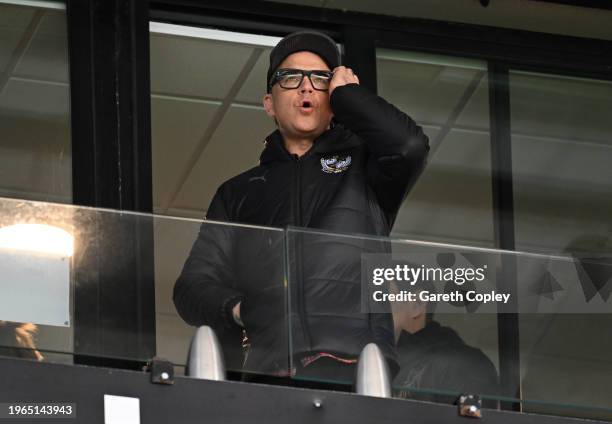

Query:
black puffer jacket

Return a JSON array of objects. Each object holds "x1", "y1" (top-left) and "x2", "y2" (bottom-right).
[{"x1": 174, "y1": 84, "x2": 429, "y2": 373}]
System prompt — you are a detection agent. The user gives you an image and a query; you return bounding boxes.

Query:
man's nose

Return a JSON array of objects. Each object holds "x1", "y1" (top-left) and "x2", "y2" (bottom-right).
[{"x1": 299, "y1": 75, "x2": 314, "y2": 92}]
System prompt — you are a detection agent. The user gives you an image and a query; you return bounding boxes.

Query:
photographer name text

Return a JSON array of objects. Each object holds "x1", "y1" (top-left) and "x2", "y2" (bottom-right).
[{"x1": 372, "y1": 289, "x2": 511, "y2": 304}]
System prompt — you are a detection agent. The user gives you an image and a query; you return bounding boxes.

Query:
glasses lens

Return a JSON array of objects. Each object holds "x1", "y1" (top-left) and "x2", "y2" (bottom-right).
[
  {"x1": 278, "y1": 72, "x2": 303, "y2": 88},
  {"x1": 310, "y1": 72, "x2": 331, "y2": 90}
]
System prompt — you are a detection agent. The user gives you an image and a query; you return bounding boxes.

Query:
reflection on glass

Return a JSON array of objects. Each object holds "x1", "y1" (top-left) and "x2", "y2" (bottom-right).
[
  {"x1": 0, "y1": 198, "x2": 75, "y2": 363},
  {"x1": 0, "y1": 4, "x2": 71, "y2": 203},
  {"x1": 0, "y1": 223, "x2": 74, "y2": 256},
  {"x1": 386, "y1": 254, "x2": 499, "y2": 406},
  {"x1": 510, "y1": 71, "x2": 612, "y2": 254},
  {"x1": 0, "y1": 321, "x2": 44, "y2": 361},
  {"x1": 376, "y1": 49, "x2": 493, "y2": 247},
  {"x1": 377, "y1": 49, "x2": 498, "y2": 409},
  {"x1": 285, "y1": 227, "x2": 502, "y2": 401},
  {"x1": 510, "y1": 70, "x2": 612, "y2": 421}
]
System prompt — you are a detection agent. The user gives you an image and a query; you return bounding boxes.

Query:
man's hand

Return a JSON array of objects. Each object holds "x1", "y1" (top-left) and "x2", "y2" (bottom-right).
[{"x1": 329, "y1": 66, "x2": 359, "y2": 96}]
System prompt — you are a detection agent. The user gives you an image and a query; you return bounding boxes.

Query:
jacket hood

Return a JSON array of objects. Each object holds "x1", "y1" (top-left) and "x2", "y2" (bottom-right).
[{"x1": 259, "y1": 122, "x2": 360, "y2": 165}]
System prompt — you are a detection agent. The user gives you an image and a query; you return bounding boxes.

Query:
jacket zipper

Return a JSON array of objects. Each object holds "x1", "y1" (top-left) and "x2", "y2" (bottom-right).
[{"x1": 293, "y1": 155, "x2": 312, "y2": 351}]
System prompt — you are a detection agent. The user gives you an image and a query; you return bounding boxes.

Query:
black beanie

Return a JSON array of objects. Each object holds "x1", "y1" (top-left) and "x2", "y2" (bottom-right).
[{"x1": 267, "y1": 31, "x2": 340, "y2": 92}]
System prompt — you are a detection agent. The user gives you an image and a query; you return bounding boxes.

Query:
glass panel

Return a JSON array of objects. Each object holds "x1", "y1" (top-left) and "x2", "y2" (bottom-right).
[
  {"x1": 285, "y1": 227, "x2": 394, "y2": 386},
  {"x1": 158, "y1": 217, "x2": 288, "y2": 377},
  {"x1": 0, "y1": 196, "x2": 287, "y2": 378},
  {"x1": 285, "y1": 227, "x2": 502, "y2": 396},
  {"x1": 376, "y1": 50, "x2": 496, "y2": 388},
  {"x1": 510, "y1": 70, "x2": 612, "y2": 420},
  {"x1": 510, "y1": 71, "x2": 612, "y2": 254},
  {"x1": 285, "y1": 227, "x2": 612, "y2": 419},
  {"x1": 0, "y1": 3, "x2": 71, "y2": 203},
  {"x1": 149, "y1": 26, "x2": 277, "y2": 219},
  {"x1": 1, "y1": 196, "x2": 610, "y2": 419},
  {"x1": 376, "y1": 49, "x2": 493, "y2": 248}
]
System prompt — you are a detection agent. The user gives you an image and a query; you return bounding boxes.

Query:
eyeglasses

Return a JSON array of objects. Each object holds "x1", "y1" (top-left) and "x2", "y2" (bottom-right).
[{"x1": 269, "y1": 68, "x2": 333, "y2": 91}]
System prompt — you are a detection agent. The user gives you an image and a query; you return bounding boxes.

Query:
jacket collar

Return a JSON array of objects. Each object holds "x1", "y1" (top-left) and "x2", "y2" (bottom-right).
[{"x1": 259, "y1": 121, "x2": 361, "y2": 164}]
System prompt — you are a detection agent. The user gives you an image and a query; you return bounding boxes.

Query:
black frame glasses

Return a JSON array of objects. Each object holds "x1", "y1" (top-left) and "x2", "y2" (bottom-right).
[{"x1": 269, "y1": 68, "x2": 334, "y2": 91}]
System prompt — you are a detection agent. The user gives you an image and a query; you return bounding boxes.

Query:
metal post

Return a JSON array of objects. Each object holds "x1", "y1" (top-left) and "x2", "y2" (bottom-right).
[
  {"x1": 187, "y1": 326, "x2": 226, "y2": 381},
  {"x1": 489, "y1": 62, "x2": 521, "y2": 411},
  {"x1": 355, "y1": 343, "x2": 391, "y2": 398}
]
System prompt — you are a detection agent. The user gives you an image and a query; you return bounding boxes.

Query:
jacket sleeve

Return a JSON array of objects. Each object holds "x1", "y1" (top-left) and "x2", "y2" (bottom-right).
[
  {"x1": 173, "y1": 186, "x2": 244, "y2": 334},
  {"x1": 330, "y1": 84, "x2": 430, "y2": 223}
]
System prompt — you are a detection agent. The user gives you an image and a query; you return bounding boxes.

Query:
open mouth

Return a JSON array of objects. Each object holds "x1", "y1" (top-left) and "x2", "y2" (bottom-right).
[{"x1": 300, "y1": 100, "x2": 313, "y2": 109}]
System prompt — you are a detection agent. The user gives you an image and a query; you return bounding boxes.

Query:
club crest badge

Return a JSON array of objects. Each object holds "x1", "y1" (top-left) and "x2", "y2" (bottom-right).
[{"x1": 321, "y1": 155, "x2": 352, "y2": 174}]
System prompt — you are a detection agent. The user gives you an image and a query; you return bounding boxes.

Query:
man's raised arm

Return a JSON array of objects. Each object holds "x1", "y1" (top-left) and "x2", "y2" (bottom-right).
[{"x1": 330, "y1": 76, "x2": 430, "y2": 221}]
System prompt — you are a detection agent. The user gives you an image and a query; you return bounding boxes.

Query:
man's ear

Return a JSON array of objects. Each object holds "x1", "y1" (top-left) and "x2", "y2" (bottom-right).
[{"x1": 263, "y1": 93, "x2": 275, "y2": 118}]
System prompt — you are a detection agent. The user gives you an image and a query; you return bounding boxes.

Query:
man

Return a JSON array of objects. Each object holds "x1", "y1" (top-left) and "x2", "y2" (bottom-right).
[
  {"x1": 391, "y1": 282, "x2": 499, "y2": 404},
  {"x1": 174, "y1": 31, "x2": 429, "y2": 384}
]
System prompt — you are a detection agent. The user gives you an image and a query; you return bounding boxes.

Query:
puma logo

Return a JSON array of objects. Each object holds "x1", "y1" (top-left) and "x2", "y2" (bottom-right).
[{"x1": 249, "y1": 170, "x2": 268, "y2": 183}]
